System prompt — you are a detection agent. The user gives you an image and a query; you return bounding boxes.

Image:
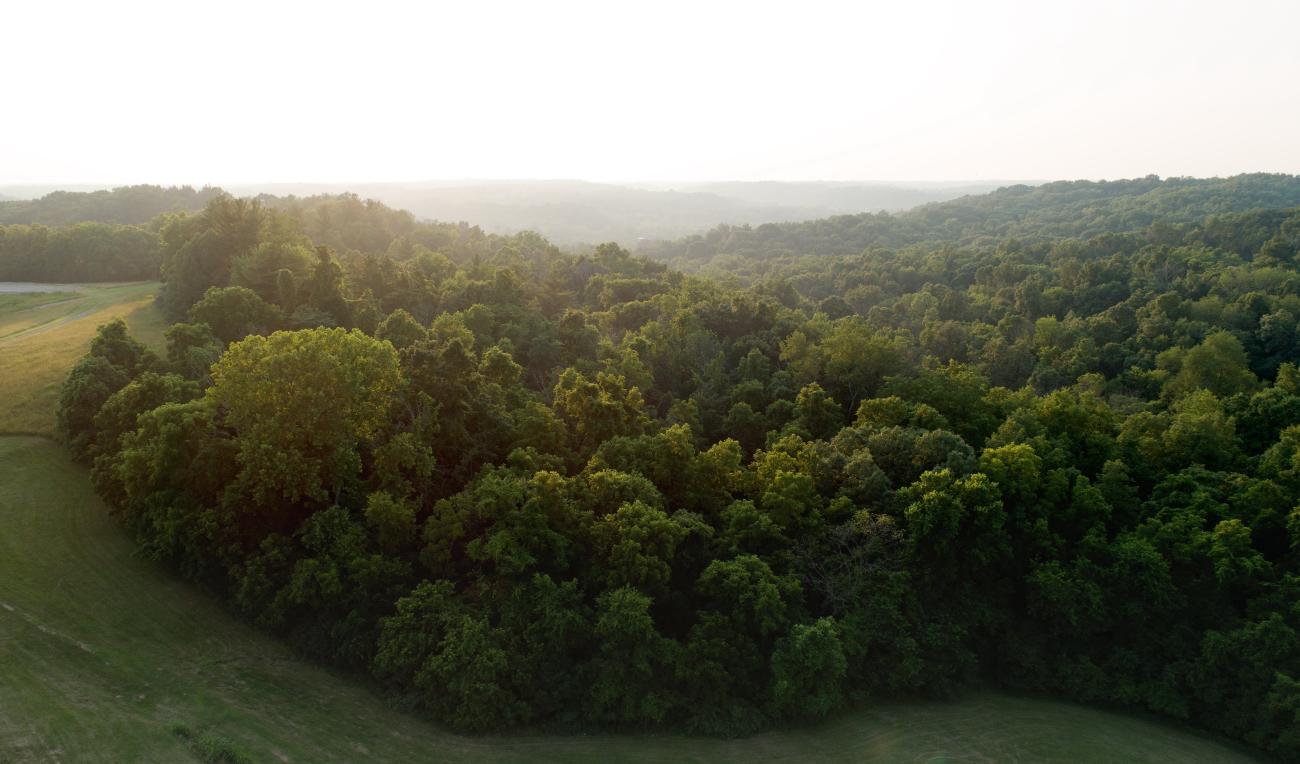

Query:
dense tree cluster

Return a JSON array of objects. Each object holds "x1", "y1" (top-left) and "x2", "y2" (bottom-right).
[
  {"x1": 0, "y1": 185, "x2": 223, "y2": 226},
  {"x1": 0, "y1": 187, "x2": 531, "y2": 284},
  {"x1": 643, "y1": 173, "x2": 1300, "y2": 271},
  {"x1": 0, "y1": 222, "x2": 163, "y2": 282},
  {"x1": 57, "y1": 186, "x2": 1300, "y2": 755}
]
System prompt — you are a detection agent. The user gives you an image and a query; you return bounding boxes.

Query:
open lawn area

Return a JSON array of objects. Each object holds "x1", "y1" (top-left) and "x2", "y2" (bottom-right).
[{"x1": 0, "y1": 282, "x2": 165, "y2": 435}]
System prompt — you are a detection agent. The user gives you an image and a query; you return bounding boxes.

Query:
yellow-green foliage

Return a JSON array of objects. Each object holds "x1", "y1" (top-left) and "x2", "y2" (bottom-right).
[{"x1": 208, "y1": 328, "x2": 402, "y2": 503}]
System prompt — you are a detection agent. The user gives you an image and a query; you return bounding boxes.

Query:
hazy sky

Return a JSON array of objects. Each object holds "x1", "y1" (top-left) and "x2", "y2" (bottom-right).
[{"x1": 4, "y1": 0, "x2": 1298, "y2": 185}]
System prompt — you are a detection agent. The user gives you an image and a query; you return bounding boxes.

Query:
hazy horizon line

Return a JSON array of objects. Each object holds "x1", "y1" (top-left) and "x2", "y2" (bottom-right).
[{"x1": 10, "y1": 173, "x2": 1283, "y2": 196}]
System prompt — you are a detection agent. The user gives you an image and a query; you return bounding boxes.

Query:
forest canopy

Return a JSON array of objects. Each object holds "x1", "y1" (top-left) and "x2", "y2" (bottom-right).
[{"x1": 49, "y1": 176, "x2": 1300, "y2": 756}]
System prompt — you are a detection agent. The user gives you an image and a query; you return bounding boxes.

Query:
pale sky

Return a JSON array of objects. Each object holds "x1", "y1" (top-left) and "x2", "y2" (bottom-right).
[{"x1": 4, "y1": 0, "x2": 1298, "y2": 185}]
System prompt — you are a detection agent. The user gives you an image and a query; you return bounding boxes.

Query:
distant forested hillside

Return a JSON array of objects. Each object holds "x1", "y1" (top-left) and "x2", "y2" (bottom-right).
[
  {"x1": 644, "y1": 174, "x2": 1300, "y2": 271},
  {"x1": 52, "y1": 181, "x2": 1300, "y2": 757},
  {"x1": 0, "y1": 180, "x2": 1018, "y2": 283},
  {"x1": 237, "y1": 180, "x2": 808, "y2": 245},
  {"x1": 0, "y1": 192, "x2": 516, "y2": 284},
  {"x1": 0, "y1": 185, "x2": 222, "y2": 226},
  {"x1": 0, "y1": 180, "x2": 1009, "y2": 250},
  {"x1": 229, "y1": 180, "x2": 1004, "y2": 245},
  {"x1": 669, "y1": 180, "x2": 1002, "y2": 214}
]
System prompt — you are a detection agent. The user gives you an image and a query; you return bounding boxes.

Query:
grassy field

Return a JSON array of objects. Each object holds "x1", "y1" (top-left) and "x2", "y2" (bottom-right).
[
  {"x1": 0, "y1": 291, "x2": 83, "y2": 331},
  {"x1": 0, "y1": 282, "x2": 166, "y2": 435},
  {"x1": 0, "y1": 434, "x2": 1264, "y2": 762}
]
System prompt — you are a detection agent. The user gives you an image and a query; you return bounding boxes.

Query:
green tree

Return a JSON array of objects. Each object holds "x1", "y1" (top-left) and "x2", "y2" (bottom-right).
[
  {"x1": 88, "y1": 317, "x2": 155, "y2": 375},
  {"x1": 781, "y1": 318, "x2": 905, "y2": 412},
  {"x1": 1163, "y1": 331, "x2": 1258, "y2": 399},
  {"x1": 231, "y1": 240, "x2": 313, "y2": 307},
  {"x1": 304, "y1": 247, "x2": 352, "y2": 327},
  {"x1": 188, "y1": 285, "x2": 281, "y2": 344},
  {"x1": 376, "y1": 308, "x2": 428, "y2": 350},
  {"x1": 208, "y1": 328, "x2": 401, "y2": 513},
  {"x1": 56, "y1": 355, "x2": 130, "y2": 461},
  {"x1": 770, "y1": 617, "x2": 848, "y2": 719},
  {"x1": 552, "y1": 369, "x2": 649, "y2": 461},
  {"x1": 586, "y1": 587, "x2": 680, "y2": 724},
  {"x1": 597, "y1": 500, "x2": 690, "y2": 593},
  {"x1": 164, "y1": 322, "x2": 222, "y2": 381},
  {"x1": 421, "y1": 615, "x2": 524, "y2": 731},
  {"x1": 363, "y1": 491, "x2": 418, "y2": 555},
  {"x1": 792, "y1": 382, "x2": 844, "y2": 440}
]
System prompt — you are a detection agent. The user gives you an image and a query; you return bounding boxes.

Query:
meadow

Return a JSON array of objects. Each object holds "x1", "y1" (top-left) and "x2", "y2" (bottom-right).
[{"x1": 0, "y1": 282, "x2": 165, "y2": 434}]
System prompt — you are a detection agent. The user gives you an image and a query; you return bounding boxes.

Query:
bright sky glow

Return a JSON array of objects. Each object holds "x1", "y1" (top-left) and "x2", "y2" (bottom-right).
[{"x1": 3, "y1": 0, "x2": 1298, "y2": 185}]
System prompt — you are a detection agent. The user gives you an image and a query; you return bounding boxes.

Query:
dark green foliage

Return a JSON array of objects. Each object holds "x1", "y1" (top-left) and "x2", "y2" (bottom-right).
[
  {"x1": 169, "y1": 723, "x2": 254, "y2": 764},
  {"x1": 770, "y1": 617, "x2": 847, "y2": 719},
  {"x1": 88, "y1": 372, "x2": 200, "y2": 506},
  {"x1": 587, "y1": 586, "x2": 679, "y2": 725},
  {"x1": 0, "y1": 221, "x2": 162, "y2": 281},
  {"x1": 60, "y1": 181, "x2": 1300, "y2": 754},
  {"x1": 56, "y1": 319, "x2": 156, "y2": 458},
  {"x1": 164, "y1": 322, "x2": 223, "y2": 381},
  {"x1": 88, "y1": 317, "x2": 156, "y2": 375},
  {"x1": 56, "y1": 355, "x2": 129, "y2": 458},
  {"x1": 188, "y1": 286, "x2": 281, "y2": 345}
]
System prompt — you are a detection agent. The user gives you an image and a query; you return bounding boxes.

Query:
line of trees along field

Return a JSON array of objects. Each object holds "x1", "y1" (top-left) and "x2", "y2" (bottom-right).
[
  {"x1": 47, "y1": 177, "x2": 1300, "y2": 755},
  {"x1": 0, "y1": 222, "x2": 163, "y2": 282},
  {"x1": 0, "y1": 184, "x2": 224, "y2": 226},
  {"x1": 0, "y1": 188, "x2": 435, "y2": 282}
]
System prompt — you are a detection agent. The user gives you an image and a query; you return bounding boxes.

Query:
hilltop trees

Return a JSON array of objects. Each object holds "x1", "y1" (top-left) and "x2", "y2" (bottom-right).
[
  {"x1": 188, "y1": 286, "x2": 281, "y2": 344},
  {"x1": 1161, "y1": 331, "x2": 1258, "y2": 400},
  {"x1": 208, "y1": 328, "x2": 401, "y2": 512},
  {"x1": 158, "y1": 196, "x2": 268, "y2": 317},
  {"x1": 0, "y1": 184, "x2": 220, "y2": 226},
  {"x1": 57, "y1": 185, "x2": 1300, "y2": 757}
]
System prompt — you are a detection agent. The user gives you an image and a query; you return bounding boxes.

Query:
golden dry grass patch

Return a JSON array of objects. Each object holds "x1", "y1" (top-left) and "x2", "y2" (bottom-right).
[{"x1": 0, "y1": 283, "x2": 165, "y2": 435}]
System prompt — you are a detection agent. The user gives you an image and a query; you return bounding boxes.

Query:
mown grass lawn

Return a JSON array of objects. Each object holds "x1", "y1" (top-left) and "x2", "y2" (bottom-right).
[
  {"x1": 0, "y1": 282, "x2": 166, "y2": 435},
  {"x1": 0, "y1": 291, "x2": 84, "y2": 331}
]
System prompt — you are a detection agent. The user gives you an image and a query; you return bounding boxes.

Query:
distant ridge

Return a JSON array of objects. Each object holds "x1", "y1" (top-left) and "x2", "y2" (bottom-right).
[
  {"x1": 641, "y1": 173, "x2": 1300, "y2": 266},
  {"x1": 0, "y1": 179, "x2": 1020, "y2": 246}
]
